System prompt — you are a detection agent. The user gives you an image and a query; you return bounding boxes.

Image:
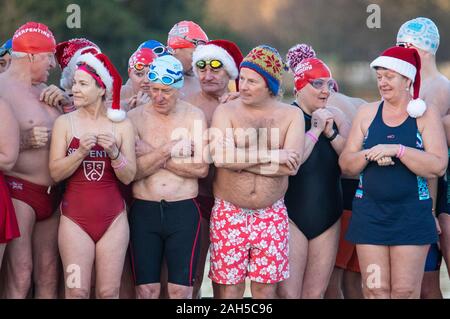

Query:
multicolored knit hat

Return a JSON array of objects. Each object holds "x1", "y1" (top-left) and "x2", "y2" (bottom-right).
[{"x1": 240, "y1": 45, "x2": 286, "y2": 96}]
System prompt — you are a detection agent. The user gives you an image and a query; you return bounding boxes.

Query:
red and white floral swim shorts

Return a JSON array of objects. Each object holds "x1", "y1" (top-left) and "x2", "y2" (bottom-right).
[{"x1": 209, "y1": 197, "x2": 289, "y2": 285}]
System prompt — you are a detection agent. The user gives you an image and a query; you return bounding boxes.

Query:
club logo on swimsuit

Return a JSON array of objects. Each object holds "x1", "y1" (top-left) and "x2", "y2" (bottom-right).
[
  {"x1": 83, "y1": 161, "x2": 105, "y2": 181},
  {"x1": 9, "y1": 181, "x2": 23, "y2": 190}
]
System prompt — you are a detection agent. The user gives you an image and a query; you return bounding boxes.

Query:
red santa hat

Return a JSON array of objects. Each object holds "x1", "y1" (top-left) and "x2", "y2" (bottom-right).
[
  {"x1": 192, "y1": 39, "x2": 244, "y2": 90},
  {"x1": 55, "y1": 38, "x2": 101, "y2": 91},
  {"x1": 370, "y1": 46, "x2": 426, "y2": 118},
  {"x1": 76, "y1": 53, "x2": 125, "y2": 122}
]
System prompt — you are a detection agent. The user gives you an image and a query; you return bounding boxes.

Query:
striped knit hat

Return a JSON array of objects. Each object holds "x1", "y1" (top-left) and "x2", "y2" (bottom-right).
[{"x1": 240, "y1": 45, "x2": 286, "y2": 96}]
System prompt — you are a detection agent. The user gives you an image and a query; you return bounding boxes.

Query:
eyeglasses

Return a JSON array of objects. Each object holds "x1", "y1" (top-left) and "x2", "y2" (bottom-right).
[
  {"x1": 180, "y1": 35, "x2": 207, "y2": 47},
  {"x1": 397, "y1": 42, "x2": 413, "y2": 49},
  {"x1": 308, "y1": 79, "x2": 335, "y2": 91},
  {"x1": 152, "y1": 45, "x2": 173, "y2": 56},
  {"x1": 148, "y1": 71, "x2": 182, "y2": 85},
  {"x1": 195, "y1": 59, "x2": 223, "y2": 70},
  {"x1": 133, "y1": 62, "x2": 151, "y2": 72},
  {"x1": 0, "y1": 47, "x2": 11, "y2": 58}
]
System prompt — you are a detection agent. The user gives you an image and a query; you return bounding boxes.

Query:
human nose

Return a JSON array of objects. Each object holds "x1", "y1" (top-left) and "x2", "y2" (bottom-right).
[{"x1": 49, "y1": 55, "x2": 56, "y2": 68}]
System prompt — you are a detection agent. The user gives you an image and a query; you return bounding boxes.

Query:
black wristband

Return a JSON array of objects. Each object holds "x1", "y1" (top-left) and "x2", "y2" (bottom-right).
[
  {"x1": 110, "y1": 150, "x2": 120, "y2": 160},
  {"x1": 326, "y1": 129, "x2": 338, "y2": 141}
]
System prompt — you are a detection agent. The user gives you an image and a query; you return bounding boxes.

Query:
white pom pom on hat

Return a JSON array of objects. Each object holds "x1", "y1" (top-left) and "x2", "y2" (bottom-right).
[{"x1": 370, "y1": 46, "x2": 427, "y2": 118}]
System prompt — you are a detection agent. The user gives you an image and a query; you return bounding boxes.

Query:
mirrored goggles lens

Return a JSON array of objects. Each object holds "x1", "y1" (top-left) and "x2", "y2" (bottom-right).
[
  {"x1": 133, "y1": 62, "x2": 150, "y2": 71},
  {"x1": 196, "y1": 59, "x2": 223, "y2": 70}
]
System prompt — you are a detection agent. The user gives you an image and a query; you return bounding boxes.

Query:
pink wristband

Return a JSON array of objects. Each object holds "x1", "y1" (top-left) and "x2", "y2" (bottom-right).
[
  {"x1": 62, "y1": 103, "x2": 76, "y2": 114},
  {"x1": 112, "y1": 153, "x2": 128, "y2": 170},
  {"x1": 396, "y1": 144, "x2": 405, "y2": 159},
  {"x1": 306, "y1": 131, "x2": 319, "y2": 143}
]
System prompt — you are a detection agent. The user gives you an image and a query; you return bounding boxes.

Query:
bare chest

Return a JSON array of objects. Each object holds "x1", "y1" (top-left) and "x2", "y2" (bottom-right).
[
  {"x1": 9, "y1": 89, "x2": 59, "y2": 131},
  {"x1": 231, "y1": 114, "x2": 288, "y2": 149},
  {"x1": 139, "y1": 116, "x2": 192, "y2": 148},
  {"x1": 195, "y1": 99, "x2": 217, "y2": 126}
]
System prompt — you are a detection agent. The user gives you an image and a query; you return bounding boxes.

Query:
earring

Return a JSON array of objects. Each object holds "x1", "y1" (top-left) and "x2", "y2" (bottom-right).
[{"x1": 405, "y1": 87, "x2": 410, "y2": 91}]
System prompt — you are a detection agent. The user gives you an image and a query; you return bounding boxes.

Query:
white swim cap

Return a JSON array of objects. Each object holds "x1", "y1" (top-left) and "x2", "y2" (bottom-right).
[{"x1": 396, "y1": 17, "x2": 440, "y2": 55}]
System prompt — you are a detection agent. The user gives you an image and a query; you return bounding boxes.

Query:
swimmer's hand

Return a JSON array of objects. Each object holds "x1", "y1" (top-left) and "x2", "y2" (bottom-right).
[
  {"x1": 78, "y1": 133, "x2": 97, "y2": 157},
  {"x1": 219, "y1": 92, "x2": 240, "y2": 104},
  {"x1": 311, "y1": 109, "x2": 334, "y2": 132},
  {"x1": 366, "y1": 144, "x2": 400, "y2": 162},
  {"x1": 128, "y1": 91, "x2": 151, "y2": 110},
  {"x1": 40, "y1": 85, "x2": 71, "y2": 108},
  {"x1": 22, "y1": 126, "x2": 51, "y2": 150},
  {"x1": 376, "y1": 156, "x2": 395, "y2": 166},
  {"x1": 435, "y1": 216, "x2": 442, "y2": 235},
  {"x1": 171, "y1": 138, "x2": 194, "y2": 158},
  {"x1": 97, "y1": 133, "x2": 120, "y2": 159},
  {"x1": 271, "y1": 149, "x2": 301, "y2": 170}
]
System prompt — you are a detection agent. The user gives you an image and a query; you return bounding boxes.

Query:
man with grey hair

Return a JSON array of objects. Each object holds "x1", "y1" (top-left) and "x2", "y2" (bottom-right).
[{"x1": 0, "y1": 22, "x2": 62, "y2": 299}]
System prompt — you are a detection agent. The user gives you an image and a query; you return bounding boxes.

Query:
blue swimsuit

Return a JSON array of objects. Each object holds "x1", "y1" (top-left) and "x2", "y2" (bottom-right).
[{"x1": 346, "y1": 102, "x2": 437, "y2": 245}]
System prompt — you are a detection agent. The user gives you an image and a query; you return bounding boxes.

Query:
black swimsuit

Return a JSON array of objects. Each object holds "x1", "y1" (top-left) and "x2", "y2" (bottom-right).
[{"x1": 284, "y1": 102, "x2": 343, "y2": 239}]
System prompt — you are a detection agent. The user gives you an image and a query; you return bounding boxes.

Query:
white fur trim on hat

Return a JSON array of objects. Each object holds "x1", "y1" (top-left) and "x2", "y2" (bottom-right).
[
  {"x1": 107, "y1": 108, "x2": 126, "y2": 122},
  {"x1": 76, "y1": 53, "x2": 113, "y2": 93},
  {"x1": 192, "y1": 44, "x2": 238, "y2": 80},
  {"x1": 370, "y1": 56, "x2": 416, "y2": 81},
  {"x1": 407, "y1": 98, "x2": 427, "y2": 118},
  {"x1": 60, "y1": 46, "x2": 100, "y2": 91}
]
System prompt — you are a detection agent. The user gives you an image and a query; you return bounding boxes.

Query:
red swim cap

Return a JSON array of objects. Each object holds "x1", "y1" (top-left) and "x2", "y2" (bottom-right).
[
  {"x1": 128, "y1": 48, "x2": 157, "y2": 70},
  {"x1": 294, "y1": 58, "x2": 332, "y2": 91},
  {"x1": 12, "y1": 22, "x2": 56, "y2": 54},
  {"x1": 167, "y1": 21, "x2": 208, "y2": 50}
]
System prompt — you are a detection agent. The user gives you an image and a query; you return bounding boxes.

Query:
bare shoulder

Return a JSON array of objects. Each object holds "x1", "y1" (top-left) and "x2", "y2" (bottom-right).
[
  {"x1": 419, "y1": 102, "x2": 441, "y2": 122},
  {"x1": 178, "y1": 99, "x2": 206, "y2": 120},
  {"x1": 356, "y1": 101, "x2": 379, "y2": 118},
  {"x1": 53, "y1": 113, "x2": 71, "y2": 130},
  {"x1": 183, "y1": 91, "x2": 200, "y2": 106},
  {"x1": 115, "y1": 117, "x2": 134, "y2": 133},
  {"x1": 127, "y1": 105, "x2": 144, "y2": 123},
  {"x1": 276, "y1": 101, "x2": 302, "y2": 117}
]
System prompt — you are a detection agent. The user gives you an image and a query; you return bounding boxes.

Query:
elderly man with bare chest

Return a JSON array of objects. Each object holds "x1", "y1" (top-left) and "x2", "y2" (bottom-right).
[
  {"x1": 208, "y1": 45, "x2": 304, "y2": 299},
  {"x1": 0, "y1": 22, "x2": 62, "y2": 299},
  {"x1": 128, "y1": 55, "x2": 209, "y2": 299}
]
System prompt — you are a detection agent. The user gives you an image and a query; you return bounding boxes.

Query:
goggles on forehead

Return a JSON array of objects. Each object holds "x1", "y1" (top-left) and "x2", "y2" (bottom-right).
[
  {"x1": 308, "y1": 79, "x2": 335, "y2": 91},
  {"x1": 180, "y1": 35, "x2": 207, "y2": 47},
  {"x1": 152, "y1": 45, "x2": 173, "y2": 56},
  {"x1": 195, "y1": 59, "x2": 223, "y2": 70},
  {"x1": 397, "y1": 42, "x2": 414, "y2": 49},
  {"x1": 0, "y1": 47, "x2": 11, "y2": 58},
  {"x1": 133, "y1": 62, "x2": 151, "y2": 72},
  {"x1": 148, "y1": 70, "x2": 182, "y2": 86}
]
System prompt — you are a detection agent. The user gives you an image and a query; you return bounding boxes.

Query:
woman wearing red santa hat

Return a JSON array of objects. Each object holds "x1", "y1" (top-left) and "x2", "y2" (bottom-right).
[
  {"x1": 49, "y1": 52, "x2": 136, "y2": 298},
  {"x1": 340, "y1": 46, "x2": 448, "y2": 298}
]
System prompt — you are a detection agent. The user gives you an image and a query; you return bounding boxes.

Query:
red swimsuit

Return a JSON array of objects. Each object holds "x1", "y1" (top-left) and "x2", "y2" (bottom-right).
[
  {"x1": 0, "y1": 172, "x2": 20, "y2": 243},
  {"x1": 61, "y1": 136, "x2": 124, "y2": 243}
]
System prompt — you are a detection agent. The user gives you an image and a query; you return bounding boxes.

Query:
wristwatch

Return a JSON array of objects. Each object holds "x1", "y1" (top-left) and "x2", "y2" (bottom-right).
[{"x1": 326, "y1": 129, "x2": 338, "y2": 141}]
